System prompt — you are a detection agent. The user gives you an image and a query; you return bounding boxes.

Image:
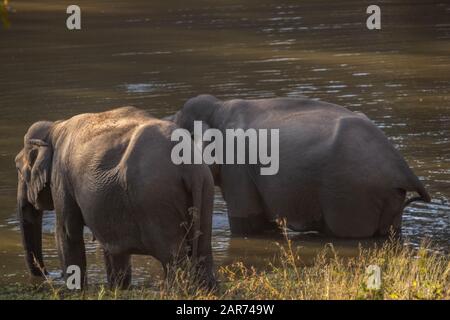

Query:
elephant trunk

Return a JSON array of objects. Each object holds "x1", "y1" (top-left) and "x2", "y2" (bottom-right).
[{"x1": 18, "y1": 200, "x2": 46, "y2": 277}]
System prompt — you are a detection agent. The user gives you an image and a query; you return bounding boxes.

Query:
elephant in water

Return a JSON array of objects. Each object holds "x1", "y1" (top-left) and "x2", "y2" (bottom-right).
[
  {"x1": 172, "y1": 94, "x2": 431, "y2": 238},
  {"x1": 14, "y1": 107, "x2": 215, "y2": 289}
]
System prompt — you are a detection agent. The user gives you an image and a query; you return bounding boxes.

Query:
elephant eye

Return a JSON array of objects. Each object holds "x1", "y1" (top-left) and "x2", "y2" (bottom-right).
[{"x1": 28, "y1": 148, "x2": 38, "y2": 166}]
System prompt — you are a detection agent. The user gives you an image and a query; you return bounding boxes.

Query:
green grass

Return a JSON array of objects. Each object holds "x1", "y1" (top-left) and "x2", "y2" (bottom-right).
[{"x1": 1, "y1": 238, "x2": 448, "y2": 300}]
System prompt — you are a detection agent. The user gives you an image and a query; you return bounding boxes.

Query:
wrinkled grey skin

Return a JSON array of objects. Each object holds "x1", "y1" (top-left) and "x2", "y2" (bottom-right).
[
  {"x1": 15, "y1": 107, "x2": 215, "y2": 289},
  {"x1": 173, "y1": 94, "x2": 431, "y2": 238}
]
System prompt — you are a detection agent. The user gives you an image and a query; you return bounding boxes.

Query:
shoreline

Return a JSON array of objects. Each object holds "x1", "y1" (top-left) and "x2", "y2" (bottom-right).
[{"x1": 1, "y1": 240, "x2": 448, "y2": 300}]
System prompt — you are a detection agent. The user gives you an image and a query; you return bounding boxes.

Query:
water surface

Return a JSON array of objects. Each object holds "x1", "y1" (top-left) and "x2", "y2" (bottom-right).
[{"x1": 0, "y1": 0, "x2": 449, "y2": 285}]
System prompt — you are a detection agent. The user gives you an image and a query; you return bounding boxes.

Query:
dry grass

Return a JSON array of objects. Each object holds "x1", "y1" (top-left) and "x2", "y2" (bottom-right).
[
  {"x1": 219, "y1": 239, "x2": 449, "y2": 300},
  {"x1": 1, "y1": 233, "x2": 449, "y2": 300}
]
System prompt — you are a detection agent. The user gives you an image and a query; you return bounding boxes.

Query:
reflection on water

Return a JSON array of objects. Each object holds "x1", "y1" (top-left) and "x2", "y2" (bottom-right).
[{"x1": 0, "y1": 0, "x2": 449, "y2": 285}]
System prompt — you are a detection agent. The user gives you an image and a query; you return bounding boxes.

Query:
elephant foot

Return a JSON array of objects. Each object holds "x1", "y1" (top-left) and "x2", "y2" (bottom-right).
[
  {"x1": 108, "y1": 270, "x2": 131, "y2": 290},
  {"x1": 228, "y1": 215, "x2": 279, "y2": 236},
  {"x1": 103, "y1": 251, "x2": 132, "y2": 290},
  {"x1": 197, "y1": 266, "x2": 217, "y2": 292}
]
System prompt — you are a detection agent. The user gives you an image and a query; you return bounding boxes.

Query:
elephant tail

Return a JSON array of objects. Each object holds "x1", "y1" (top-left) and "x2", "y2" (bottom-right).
[
  {"x1": 403, "y1": 196, "x2": 427, "y2": 209},
  {"x1": 187, "y1": 169, "x2": 214, "y2": 266},
  {"x1": 402, "y1": 173, "x2": 431, "y2": 209},
  {"x1": 403, "y1": 187, "x2": 431, "y2": 209}
]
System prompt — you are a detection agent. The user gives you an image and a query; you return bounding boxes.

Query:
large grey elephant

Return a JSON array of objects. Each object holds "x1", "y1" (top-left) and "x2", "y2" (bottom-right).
[
  {"x1": 14, "y1": 107, "x2": 215, "y2": 289},
  {"x1": 173, "y1": 94, "x2": 431, "y2": 238}
]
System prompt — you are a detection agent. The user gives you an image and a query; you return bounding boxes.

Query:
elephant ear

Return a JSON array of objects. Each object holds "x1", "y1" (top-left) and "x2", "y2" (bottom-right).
[{"x1": 26, "y1": 139, "x2": 52, "y2": 207}]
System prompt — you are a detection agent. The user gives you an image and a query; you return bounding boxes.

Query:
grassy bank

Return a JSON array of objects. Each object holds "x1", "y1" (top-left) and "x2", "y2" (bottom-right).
[{"x1": 1, "y1": 239, "x2": 449, "y2": 300}]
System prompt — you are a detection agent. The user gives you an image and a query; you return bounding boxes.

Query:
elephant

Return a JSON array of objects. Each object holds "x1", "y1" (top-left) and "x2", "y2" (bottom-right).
[
  {"x1": 14, "y1": 106, "x2": 215, "y2": 289},
  {"x1": 172, "y1": 94, "x2": 431, "y2": 238}
]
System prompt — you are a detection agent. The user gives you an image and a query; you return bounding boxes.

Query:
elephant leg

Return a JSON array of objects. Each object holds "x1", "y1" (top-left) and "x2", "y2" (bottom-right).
[
  {"x1": 320, "y1": 183, "x2": 380, "y2": 238},
  {"x1": 221, "y1": 166, "x2": 278, "y2": 236},
  {"x1": 377, "y1": 189, "x2": 405, "y2": 237},
  {"x1": 103, "y1": 250, "x2": 132, "y2": 289},
  {"x1": 158, "y1": 251, "x2": 178, "y2": 286},
  {"x1": 54, "y1": 199, "x2": 87, "y2": 288}
]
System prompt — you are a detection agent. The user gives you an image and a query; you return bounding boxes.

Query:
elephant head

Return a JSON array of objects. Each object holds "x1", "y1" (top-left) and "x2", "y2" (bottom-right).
[
  {"x1": 174, "y1": 94, "x2": 219, "y2": 132},
  {"x1": 14, "y1": 121, "x2": 54, "y2": 277},
  {"x1": 173, "y1": 94, "x2": 223, "y2": 182}
]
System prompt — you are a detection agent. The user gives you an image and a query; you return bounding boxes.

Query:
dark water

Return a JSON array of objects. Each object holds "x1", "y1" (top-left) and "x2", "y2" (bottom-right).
[{"x1": 0, "y1": 0, "x2": 449, "y2": 285}]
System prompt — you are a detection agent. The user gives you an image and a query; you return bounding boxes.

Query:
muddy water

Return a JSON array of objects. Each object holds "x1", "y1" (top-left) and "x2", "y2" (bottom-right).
[{"x1": 0, "y1": 0, "x2": 449, "y2": 286}]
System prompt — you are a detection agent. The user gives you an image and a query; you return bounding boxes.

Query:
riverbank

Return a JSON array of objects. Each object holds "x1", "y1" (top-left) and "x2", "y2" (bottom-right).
[{"x1": 0, "y1": 239, "x2": 448, "y2": 300}]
